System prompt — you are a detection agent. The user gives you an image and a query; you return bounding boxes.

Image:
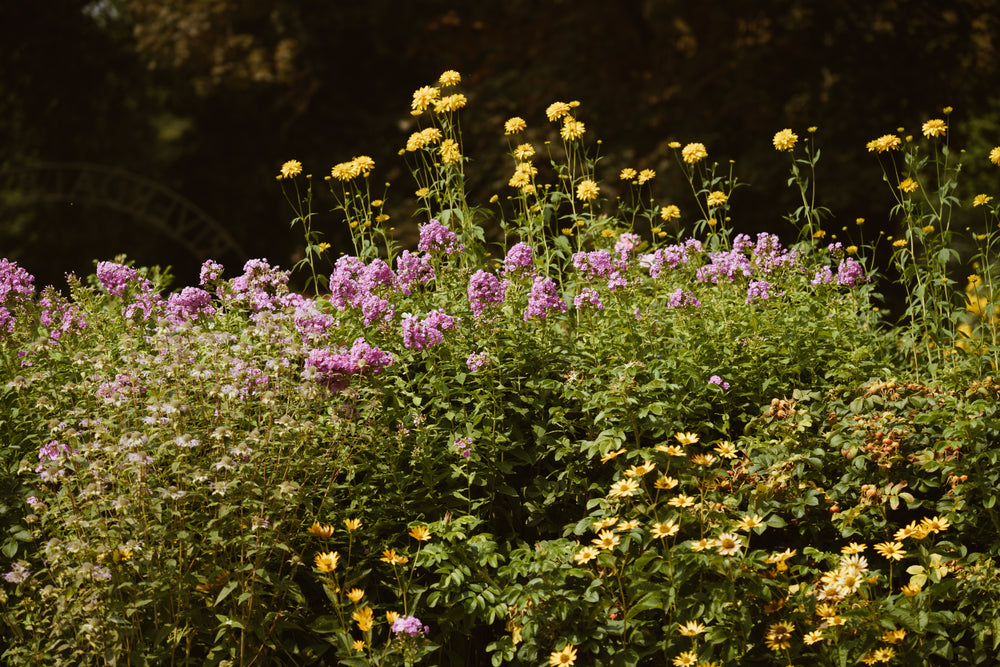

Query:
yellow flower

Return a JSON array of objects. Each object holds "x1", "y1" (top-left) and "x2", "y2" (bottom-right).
[
  {"x1": 715, "y1": 532, "x2": 743, "y2": 556},
  {"x1": 682, "y1": 142, "x2": 708, "y2": 164},
  {"x1": 331, "y1": 161, "x2": 361, "y2": 181},
  {"x1": 668, "y1": 494, "x2": 695, "y2": 508},
  {"x1": 773, "y1": 128, "x2": 798, "y2": 151},
  {"x1": 386, "y1": 611, "x2": 400, "y2": 624},
  {"x1": 504, "y1": 116, "x2": 527, "y2": 134},
  {"x1": 654, "y1": 475, "x2": 679, "y2": 490},
  {"x1": 576, "y1": 179, "x2": 600, "y2": 201},
  {"x1": 620, "y1": 168, "x2": 637, "y2": 181},
  {"x1": 351, "y1": 639, "x2": 365, "y2": 652},
  {"x1": 549, "y1": 643, "x2": 577, "y2": 666},
  {"x1": 856, "y1": 217, "x2": 865, "y2": 224},
  {"x1": 600, "y1": 447, "x2": 627, "y2": 463},
  {"x1": 921, "y1": 516, "x2": 950, "y2": 534},
  {"x1": 509, "y1": 162, "x2": 537, "y2": 189},
  {"x1": 706, "y1": 191, "x2": 728, "y2": 207},
  {"x1": 560, "y1": 119, "x2": 586, "y2": 141},
  {"x1": 873, "y1": 647, "x2": 896, "y2": 662},
  {"x1": 813, "y1": 229, "x2": 826, "y2": 239},
  {"x1": 344, "y1": 518, "x2": 362, "y2": 531},
  {"x1": 352, "y1": 606, "x2": 374, "y2": 632},
  {"x1": 438, "y1": 69, "x2": 461, "y2": 86},
  {"x1": 376, "y1": 214, "x2": 390, "y2": 223},
  {"x1": 411, "y1": 86, "x2": 440, "y2": 112},
  {"x1": 435, "y1": 93, "x2": 467, "y2": 113},
  {"x1": 617, "y1": 519, "x2": 640, "y2": 531},
  {"x1": 882, "y1": 628, "x2": 907, "y2": 644},
  {"x1": 901, "y1": 582, "x2": 922, "y2": 596},
  {"x1": 314, "y1": 551, "x2": 339, "y2": 573},
  {"x1": 514, "y1": 143, "x2": 535, "y2": 160},
  {"x1": 765, "y1": 621, "x2": 794, "y2": 651},
  {"x1": 307, "y1": 521, "x2": 335, "y2": 538},
  {"x1": 690, "y1": 538, "x2": 716, "y2": 552},
  {"x1": 673, "y1": 650, "x2": 698, "y2": 667},
  {"x1": 690, "y1": 453, "x2": 717, "y2": 466},
  {"x1": 675, "y1": 431, "x2": 699, "y2": 445},
  {"x1": 657, "y1": 444, "x2": 687, "y2": 457},
  {"x1": 316, "y1": 242, "x2": 331, "y2": 253},
  {"x1": 866, "y1": 134, "x2": 902, "y2": 153},
  {"x1": 591, "y1": 530, "x2": 621, "y2": 550},
  {"x1": 892, "y1": 239, "x2": 907, "y2": 248},
  {"x1": 574, "y1": 546, "x2": 600, "y2": 564},
  {"x1": 660, "y1": 204, "x2": 681, "y2": 221},
  {"x1": 973, "y1": 194, "x2": 993, "y2": 207},
  {"x1": 546, "y1": 101, "x2": 572, "y2": 122},
  {"x1": 651, "y1": 520, "x2": 680, "y2": 538},
  {"x1": 415, "y1": 187, "x2": 430, "y2": 198},
  {"x1": 922, "y1": 118, "x2": 947, "y2": 138},
  {"x1": 677, "y1": 620, "x2": 706, "y2": 637},
  {"x1": 593, "y1": 516, "x2": 619, "y2": 530},
  {"x1": 637, "y1": 168, "x2": 656, "y2": 184},
  {"x1": 668, "y1": 141, "x2": 682, "y2": 149},
  {"x1": 841, "y1": 542, "x2": 867, "y2": 554},
  {"x1": 714, "y1": 441, "x2": 737, "y2": 458},
  {"x1": 352, "y1": 156, "x2": 375, "y2": 176},
  {"x1": 608, "y1": 478, "x2": 639, "y2": 498},
  {"x1": 279, "y1": 159, "x2": 303, "y2": 179},
  {"x1": 624, "y1": 461, "x2": 656, "y2": 477},
  {"x1": 899, "y1": 177, "x2": 918, "y2": 193},
  {"x1": 440, "y1": 138, "x2": 462, "y2": 164},
  {"x1": 803, "y1": 629, "x2": 824, "y2": 645},
  {"x1": 846, "y1": 245, "x2": 858, "y2": 255},
  {"x1": 380, "y1": 549, "x2": 409, "y2": 565},
  {"x1": 874, "y1": 541, "x2": 907, "y2": 561},
  {"x1": 922, "y1": 224, "x2": 935, "y2": 234},
  {"x1": 346, "y1": 588, "x2": 365, "y2": 603},
  {"x1": 408, "y1": 525, "x2": 431, "y2": 542},
  {"x1": 895, "y1": 520, "x2": 931, "y2": 541},
  {"x1": 736, "y1": 514, "x2": 764, "y2": 531},
  {"x1": 990, "y1": 146, "x2": 1000, "y2": 165}
]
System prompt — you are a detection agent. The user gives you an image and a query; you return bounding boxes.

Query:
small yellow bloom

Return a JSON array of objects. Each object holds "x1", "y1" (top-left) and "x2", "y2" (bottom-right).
[
  {"x1": 352, "y1": 605, "x2": 374, "y2": 632},
  {"x1": 714, "y1": 441, "x2": 737, "y2": 458},
  {"x1": 773, "y1": 128, "x2": 798, "y2": 151},
  {"x1": 560, "y1": 118, "x2": 586, "y2": 141},
  {"x1": 548, "y1": 643, "x2": 577, "y2": 666},
  {"x1": 677, "y1": 620, "x2": 706, "y2": 637},
  {"x1": 874, "y1": 541, "x2": 907, "y2": 561},
  {"x1": 899, "y1": 177, "x2": 918, "y2": 193},
  {"x1": 651, "y1": 520, "x2": 680, "y2": 538},
  {"x1": 438, "y1": 69, "x2": 461, "y2": 86},
  {"x1": 637, "y1": 168, "x2": 656, "y2": 184},
  {"x1": 316, "y1": 242, "x2": 331, "y2": 253},
  {"x1": 600, "y1": 447, "x2": 627, "y2": 463},
  {"x1": 439, "y1": 138, "x2": 462, "y2": 164},
  {"x1": 668, "y1": 141, "x2": 682, "y2": 149},
  {"x1": 803, "y1": 629, "x2": 824, "y2": 645},
  {"x1": 620, "y1": 168, "x2": 637, "y2": 181},
  {"x1": 593, "y1": 516, "x2": 619, "y2": 530},
  {"x1": 331, "y1": 161, "x2": 361, "y2": 181},
  {"x1": 504, "y1": 117, "x2": 527, "y2": 134},
  {"x1": 813, "y1": 229, "x2": 826, "y2": 238},
  {"x1": 411, "y1": 86, "x2": 440, "y2": 112},
  {"x1": 573, "y1": 546, "x2": 600, "y2": 564},
  {"x1": 415, "y1": 187, "x2": 429, "y2": 198},
  {"x1": 514, "y1": 143, "x2": 535, "y2": 160},
  {"x1": 307, "y1": 521, "x2": 335, "y2": 538},
  {"x1": 654, "y1": 475, "x2": 679, "y2": 490},
  {"x1": 690, "y1": 453, "x2": 716, "y2": 466},
  {"x1": 576, "y1": 179, "x2": 600, "y2": 201},
  {"x1": 386, "y1": 611, "x2": 400, "y2": 624},
  {"x1": 841, "y1": 542, "x2": 867, "y2": 555},
  {"x1": 352, "y1": 155, "x2": 375, "y2": 176},
  {"x1": 882, "y1": 628, "x2": 906, "y2": 644},
  {"x1": 346, "y1": 588, "x2": 365, "y2": 603},
  {"x1": 409, "y1": 525, "x2": 432, "y2": 542},
  {"x1": 314, "y1": 551, "x2": 340, "y2": 573},
  {"x1": 667, "y1": 494, "x2": 695, "y2": 508},
  {"x1": 867, "y1": 134, "x2": 902, "y2": 153},
  {"x1": 921, "y1": 118, "x2": 947, "y2": 138},
  {"x1": 673, "y1": 650, "x2": 698, "y2": 667},
  {"x1": 591, "y1": 530, "x2": 621, "y2": 550},
  {"x1": 617, "y1": 519, "x2": 640, "y2": 531},
  {"x1": 352, "y1": 639, "x2": 365, "y2": 652},
  {"x1": 921, "y1": 516, "x2": 950, "y2": 534},
  {"x1": 681, "y1": 142, "x2": 708, "y2": 164},
  {"x1": 893, "y1": 239, "x2": 907, "y2": 248},
  {"x1": 608, "y1": 478, "x2": 640, "y2": 498},
  {"x1": 765, "y1": 621, "x2": 794, "y2": 651},
  {"x1": 380, "y1": 549, "x2": 409, "y2": 566},
  {"x1": 922, "y1": 224, "x2": 935, "y2": 234},
  {"x1": 715, "y1": 532, "x2": 743, "y2": 556},
  {"x1": 279, "y1": 159, "x2": 303, "y2": 179},
  {"x1": 846, "y1": 245, "x2": 858, "y2": 255},
  {"x1": 706, "y1": 191, "x2": 728, "y2": 207},
  {"x1": 624, "y1": 460, "x2": 656, "y2": 477},
  {"x1": 690, "y1": 538, "x2": 716, "y2": 552},
  {"x1": 344, "y1": 518, "x2": 362, "y2": 531},
  {"x1": 736, "y1": 514, "x2": 764, "y2": 531},
  {"x1": 657, "y1": 444, "x2": 687, "y2": 457},
  {"x1": 902, "y1": 582, "x2": 922, "y2": 596},
  {"x1": 990, "y1": 146, "x2": 1000, "y2": 165},
  {"x1": 675, "y1": 432, "x2": 699, "y2": 445},
  {"x1": 600, "y1": 228, "x2": 616, "y2": 238},
  {"x1": 376, "y1": 214, "x2": 390, "y2": 223},
  {"x1": 856, "y1": 217, "x2": 865, "y2": 225},
  {"x1": 434, "y1": 93, "x2": 467, "y2": 113},
  {"x1": 973, "y1": 194, "x2": 993, "y2": 207},
  {"x1": 660, "y1": 204, "x2": 681, "y2": 221},
  {"x1": 546, "y1": 101, "x2": 572, "y2": 122}
]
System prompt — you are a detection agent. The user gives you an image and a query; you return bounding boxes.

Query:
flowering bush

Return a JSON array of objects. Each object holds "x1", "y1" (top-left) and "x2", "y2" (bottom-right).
[{"x1": 3, "y1": 72, "x2": 1000, "y2": 666}]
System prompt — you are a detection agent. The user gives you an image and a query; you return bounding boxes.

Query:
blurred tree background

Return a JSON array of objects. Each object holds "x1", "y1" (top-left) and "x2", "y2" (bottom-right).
[{"x1": 3, "y1": 0, "x2": 999, "y2": 297}]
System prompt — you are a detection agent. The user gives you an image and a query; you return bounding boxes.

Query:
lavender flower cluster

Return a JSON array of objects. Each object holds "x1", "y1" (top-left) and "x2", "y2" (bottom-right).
[
  {"x1": 0, "y1": 258, "x2": 35, "y2": 333},
  {"x1": 391, "y1": 615, "x2": 430, "y2": 637},
  {"x1": 305, "y1": 337, "x2": 394, "y2": 393},
  {"x1": 402, "y1": 310, "x2": 457, "y2": 351}
]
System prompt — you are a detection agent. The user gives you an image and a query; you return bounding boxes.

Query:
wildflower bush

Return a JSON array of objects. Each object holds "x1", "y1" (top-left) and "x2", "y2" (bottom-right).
[{"x1": 3, "y1": 70, "x2": 1000, "y2": 666}]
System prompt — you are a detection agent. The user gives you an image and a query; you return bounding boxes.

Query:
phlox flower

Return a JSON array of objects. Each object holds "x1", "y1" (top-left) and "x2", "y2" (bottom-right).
[
  {"x1": 392, "y1": 615, "x2": 429, "y2": 637},
  {"x1": 503, "y1": 242, "x2": 535, "y2": 276},
  {"x1": 524, "y1": 276, "x2": 566, "y2": 321},
  {"x1": 418, "y1": 219, "x2": 464, "y2": 254},
  {"x1": 668, "y1": 289, "x2": 701, "y2": 309},
  {"x1": 708, "y1": 375, "x2": 730, "y2": 389},
  {"x1": 573, "y1": 287, "x2": 604, "y2": 311},
  {"x1": 466, "y1": 351, "x2": 490, "y2": 372},
  {"x1": 401, "y1": 309, "x2": 456, "y2": 350},
  {"x1": 96, "y1": 261, "x2": 139, "y2": 297},
  {"x1": 468, "y1": 270, "x2": 507, "y2": 319}
]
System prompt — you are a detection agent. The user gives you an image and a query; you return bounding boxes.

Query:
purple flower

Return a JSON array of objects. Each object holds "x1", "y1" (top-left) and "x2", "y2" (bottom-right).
[
  {"x1": 644, "y1": 239, "x2": 703, "y2": 278},
  {"x1": 709, "y1": 375, "x2": 731, "y2": 390},
  {"x1": 573, "y1": 287, "x2": 604, "y2": 311},
  {"x1": 614, "y1": 232, "x2": 642, "y2": 260},
  {"x1": 164, "y1": 287, "x2": 216, "y2": 324},
  {"x1": 230, "y1": 259, "x2": 290, "y2": 312},
  {"x1": 466, "y1": 351, "x2": 489, "y2": 372},
  {"x1": 391, "y1": 615, "x2": 430, "y2": 637},
  {"x1": 38, "y1": 287, "x2": 87, "y2": 340},
  {"x1": 468, "y1": 270, "x2": 506, "y2": 319},
  {"x1": 745, "y1": 280, "x2": 773, "y2": 303},
  {"x1": 401, "y1": 309, "x2": 457, "y2": 351},
  {"x1": 503, "y1": 242, "x2": 535, "y2": 276},
  {"x1": 667, "y1": 288, "x2": 701, "y2": 309},
  {"x1": 811, "y1": 265, "x2": 835, "y2": 286},
  {"x1": 396, "y1": 250, "x2": 435, "y2": 294},
  {"x1": 96, "y1": 261, "x2": 140, "y2": 297},
  {"x1": 418, "y1": 219, "x2": 464, "y2": 254},
  {"x1": 199, "y1": 259, "x2": 225, "y2": 286},
  {"x1": 836, "y1": 258, "x2": 868, "y2": 287},
  {"x1": 3, "y1": 561, "x2": 30, "y2": 584},
  {"x1": 306, "y1": 337, "x2": 394, "y2": 393},
  {"x1": 0, "y1": 258, "x2": 35, "y2": 333},
  {"x1": 524, "y1": 276, "x2": 566, "y2": 321},
  {"x1": 360, "y1": 259, "x2": 397, "y2": 292},
  {"x1": 359, "y1": 292, "x2": 395, "y2": 327},
  {"x1": 572, "y1": 250, "x2": 615, "y2": 280},
  {"x1": 453, "y1": 437, "x2": 473, "y2": 458}
]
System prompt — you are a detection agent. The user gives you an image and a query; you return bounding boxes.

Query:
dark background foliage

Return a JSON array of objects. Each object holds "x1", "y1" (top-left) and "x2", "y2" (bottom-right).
[{"x1": 3, "y1": 0, "x2": 999, "y2": 291}]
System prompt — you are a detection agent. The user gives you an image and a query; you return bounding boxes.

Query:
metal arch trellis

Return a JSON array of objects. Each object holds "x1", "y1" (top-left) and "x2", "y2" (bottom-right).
[{"x1": 0, "y1": 162, "x2": 249, "y2": 262}]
